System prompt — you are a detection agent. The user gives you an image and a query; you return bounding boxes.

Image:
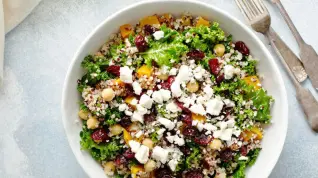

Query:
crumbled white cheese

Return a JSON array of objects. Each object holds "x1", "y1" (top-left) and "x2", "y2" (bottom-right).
[
  {"x1": 131, "y1": 111, "x2": 144, "y2": 123},
  {"x1": 203, "y1": 85, "x2": 214, "y2": 98},
  {"x1": 189, "y1": 104, "x2": 206, "y2": 115},
  {"x1": 125, "y1": 110, "x2": 133, "y2": 116},
  {"x1": 120, "y1": 66, "x2": 133, "y2": 83},
  {"x1": 197, "y1": 122, "x2": 204, "y2": 132},
  {"x1": 153, "y1": 30, "x2": 165, "y2": 40},
  {"x1": 132, "y1": 81, "x2": 142, "y2": 95},
  {"x1": 166, "y1": 101, "x2": 181, "y2": 113},
  {"x1": 214, "y1": 128, "x2": 233, "y2": 141},
  {"x1": 136, "y1": 104, "x2": 148, "y2": 115},
  {"x1": 157, "y1": 128, "x2": 166, "y2": 139},
  {"x1": 168, "y1": 159, "x2": 179, "y2": 171},
  {"x1": 238, "y1": 156, "x2": 249, "y2": 161},
  {"x1": 204, "y1": 123, "x2": 218, "y2": 131},
  {"x1": 171, "y1": 81, "x2": 182, "y2": 97},
  {"x1": 166, "y1": 135, "x2": 175, "y2": 143},
  {"x1": 169, "y1": 67, "x2": 177, "y2": 75},
  {"x1": 158, "y1": 117, "x2": 175, "y2": 130},
  {"x1": 135, "y1": 130, "x2": 143, "y2": 138},
  {"x1": 176, "y1": 65, "x2": 191, "y2": 82},
  {"x1": 152, "y1": 146, "x2": 169, "y2": 163},
  {"x1": 224, "y1": 65, "x2": 235, "y2": 80},
  {"x1": 118, "y1": 104, "x2": 127, "y2": 112},
  {"x1": 130, "y1": 98, "x2": 138, "y2": 106},
  {"x1": 227, "y1": 119, "x2": 235, "y2": 128},
  {"x1": 152, "y1": 91, "x2": 163, "y2": 104},
  {"x1": 174, "y1": 135, "x2": 185, "y2": 146},
  {"x1": 223, "y1": 99, "x2": 235, "y2": 108},
  {"x1": 160, "y1": 89, "x2": 171, "y2": 101},
  {"x1": 135, "y1": 145, "x2": 149, "y2": 164},
  {"x1": 129, "y1": 140, "x2": 141, "y2": 153},
  {"x1": 205, "y1": 98, "x2": 224, "y2": 116},
  {"x1": 139, "y1": 94, "x2": 153, "y2": 109}
]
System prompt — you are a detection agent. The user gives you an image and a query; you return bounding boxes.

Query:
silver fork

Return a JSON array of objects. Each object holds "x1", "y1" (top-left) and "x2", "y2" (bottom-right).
[{"x1": 235, "y1": 0, "x2": 318, "y2": 132}]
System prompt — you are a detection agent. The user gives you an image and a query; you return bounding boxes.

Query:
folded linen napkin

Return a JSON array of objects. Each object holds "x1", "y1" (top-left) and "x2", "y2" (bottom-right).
[{"x1": 0, "y1": 0, "x2": 41, "y2": 86}]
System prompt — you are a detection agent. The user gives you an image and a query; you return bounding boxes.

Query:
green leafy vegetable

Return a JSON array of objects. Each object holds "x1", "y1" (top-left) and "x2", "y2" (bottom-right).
[
  {"x1": 243, "y1": 59, "x2": 257, "y2": 76},
  {"x1": 80, "y1": 127, "x2": 122, "y2": 161},
  {"x1": 232, "y1": 162, "x2": 246, "y2": 178},
  {"x1": 247, "y1": 148, "x2": 261, "y2": 166},
  {"x1": 185, "y1": 142, "x2": 201, "y2": 169},
  {"x1": 103, "y1": 108, "x2": 123, "y2": 126}
]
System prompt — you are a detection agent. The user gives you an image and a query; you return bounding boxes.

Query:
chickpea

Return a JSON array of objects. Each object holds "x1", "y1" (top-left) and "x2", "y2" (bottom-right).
[
  {"x1": 144, "y1": 160, "x2": 156, "y2": 172},
  {"x1": 186, "y1": 81, "x2": 199, "y2": 93},
  {"x1": 142, "y1": 138, "x2": 154, "y2": 149},
  {"x1": 78, "y1": 109, "x2": 90, "y2": 120},
  {"x1": 209, "y1": 139, "x2": 223, "y2": 150},
  {"x1": 109, "y1": 124, "x2": 123, "y2": 136},
  {"x1": 214, "y1": 44, "x2": 225, "y2": 57},
  {"x1": 102, "y1": 88, "x2": 115, "y2": 101},
  {"x1": 103, "y1": 161, "x2": 115, "y2": 176},
  {"x1": 87, "y1": 116, "x2": 100, "y2": 129},
  {"x1": 157, "y1": 73, "x2": 169, "y2": 81}
]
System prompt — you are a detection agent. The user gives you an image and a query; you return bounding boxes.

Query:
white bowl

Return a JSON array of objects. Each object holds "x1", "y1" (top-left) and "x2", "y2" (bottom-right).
[{"x1": 62, "y1": 0, "x2": 288, "y2": 177}]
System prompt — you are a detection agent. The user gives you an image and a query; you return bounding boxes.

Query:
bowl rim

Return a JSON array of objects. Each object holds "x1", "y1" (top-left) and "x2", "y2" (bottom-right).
[{"x1": 61, "y1": 0, "x2": 288, "y2": 177}]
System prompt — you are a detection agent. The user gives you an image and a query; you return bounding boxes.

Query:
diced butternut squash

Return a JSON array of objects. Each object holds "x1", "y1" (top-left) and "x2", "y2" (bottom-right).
[
  {"x1": 125, "y1": 96, "x2": 137, "y2": 109},
  {"x1": 243, "y1": 76, "x2": 261, "y2": 90},
  {"x1": 140, "y1": 15, "x2": 160, "y2": 27},
  {"x1": 120, "y1": 24, "x2": 134, "y2": 38},
  {"x1": 192, "y1": 113, "x2": 206, "y2": 122},
  {"x1": 182, "y1": 15, "x2": 192, "y2": 26},
  {"x1": 196, "y1": 16, "x2": 210, "y2": 27},
  {"x1": 113, "y1": 78, "x2": 125, "y2": 86},
  {"x1": 250, "y1": 127, "x2": 263, "y2": 140},
  {"x1": 137, "y1": 65, "x2": 153, "y2": 78},
  {"x1": 241, "y1": 127, "x2": 263, "y2": 141},
  {"x1": 131, "y1": 165, "x2": 145, "y2": 178},
  {"x1": 123, "y1": 129, "x2": 132, "y2": 144}
]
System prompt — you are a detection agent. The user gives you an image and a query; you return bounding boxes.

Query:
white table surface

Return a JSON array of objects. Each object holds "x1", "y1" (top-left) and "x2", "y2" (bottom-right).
[{"x1": 1, "y1": 0, "x2": 318, "y2": 177}]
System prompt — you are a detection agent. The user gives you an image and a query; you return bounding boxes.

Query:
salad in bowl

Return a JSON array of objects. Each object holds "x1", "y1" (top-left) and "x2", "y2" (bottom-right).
[{"x1": 76, "y1": 13, "x2": 273, "y2": 178}]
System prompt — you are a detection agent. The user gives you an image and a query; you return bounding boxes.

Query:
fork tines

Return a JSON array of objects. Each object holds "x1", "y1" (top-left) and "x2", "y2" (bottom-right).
[{"x1": 235, "y1": 0, "x2": 268, "y2": 20}]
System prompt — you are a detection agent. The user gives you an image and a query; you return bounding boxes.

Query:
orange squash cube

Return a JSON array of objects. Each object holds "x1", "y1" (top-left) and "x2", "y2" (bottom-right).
[
  {"x1": 120, "y1": 24, "x2": 134, "y2": 38},
  {"x1": 125, "y1": 96, "x2": 137, "y2": 109},
  {"x1": 131, "y1": 165, "x2": 145, "y2": 178},
  {"x1": 140, "y1": 15, "x2": 160, "y2": 27},
  {"x1": 136, "y1": 65, "x2": 153, "y2": 78},
  {"x1": 196, "y1": 16, "x2": 210, "y2": 27},
  {"x1": 243, "y1": 76, "x2": 261, "y2": 90},
  {"x1": 123, "y1": 129, "x2": 132, "y2": 144},
  {"x1": 192, "y1": 113, "x2": 206, "y2": 122}
]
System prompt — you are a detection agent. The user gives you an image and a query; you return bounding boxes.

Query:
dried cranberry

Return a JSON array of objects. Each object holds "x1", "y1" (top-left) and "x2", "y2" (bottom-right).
[
  {"x1": 180, "y1": 147, "x2": 192, "y2": 156},
  {"x1": 235, "y1": 41, "x2": 250, "y2": 56},
  {"x1": 220, "y1": 149, "x2": 233, "y2": 162},
  {"x1": 182, "y1": 126, "x2": 198, "y2": 137},
  {"x1": 114, "y1": 155, "x2": 127, "y2": 166},
  {"x1": 216, "y1": 74, "x2": 225, "y2": 84},
  {"x1": 187, "y1": 50, "x2": 205, "y2": 60},
  {"x1": 124, "y1": 84, "x2": 134, "y2": 97},
  {"x1": 144, "y1": 24, "x2": 158, "y2": 35},
  {"x1": 175, "y1": 101, "x2": 191, "y2": 114},
  {"x1": 106, "y1": 65, "x2": 120, "y2": 76},
  {"x1": 194, "y1": 134, "x2": 212, "y2": 145},
  {"x1": 208, "y1": 58, "x2": 220, "y2": 76},
  {"x1": 144, "y1": 113, "x2": 156, "y2": 123},
  {"x1": 91, "y1": 129, "x2": 109, "y2": 143},
  {"x1": 185, "y1": 170, "x2": 203, "y2": 178},
  {"x1": 179, "y1": 114, "x2": 192, "y2": 125},
  {"x1": 161, "y1": 76, "x2": 175, "y2": 90},
  {"x1": 119, "y1": 116, "x2": 132, "y2": 128},
  {"x1": 240, "y1": 146, "x2": 248, "y2": 156},
  {"x1": 155, "y1": 168, "x2": 173, "y2": 178},
  {"x1": 135, "y1": 35, "x2": 148, "y2": 52},
  {"x1": 123, "y1": 149, "x2": 135, "y2": 159}
]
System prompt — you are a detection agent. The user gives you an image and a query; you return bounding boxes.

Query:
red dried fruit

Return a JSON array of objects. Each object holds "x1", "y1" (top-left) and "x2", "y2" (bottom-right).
[
  {"x1": 106, "y1": 65, "x2": 120, "y2": 76},
  {"x1": 119, "y1": 116, "x2": 132, "y2": 128},
  {"x1": 208, "y1": 58, "x2": 220, "y2": 76},
  {"x1": 144, "y1": 113, "x2": 156, "y2": 123},
  {"x1": 187, "y1": 50, "x2": 205, "y2": 60},
  {"x1": 114, "y1": 155, "x2": 127, "y2": 166},
  {"x1": 194, "y1": 134, "x2": 212, "y2": 145},
  {"x1": 155, "y1": 168, "x2": 173, "y2": 178},
  {"x1": 161, "y1": 76, "x2": 175, "y2": 90},
  {"x1": 91, "y1": 129, "x2": 109, "y2": 143},
  {"x1": 123, "y1": 149, "x2": 135, "y2": 159},
  {"x1": 124, "y1": 84, "x2": 135, "y2": 97},
  {"x1": 179, "y1": 114, "x2": 192, "y2": 125},
  {"x1": 220, "y1": 149, "x2": 233, "y2": 162},
  {"x1": 175, "y1": 101, "x2": 191, "y2": 114},
  {"x1": 144, "y1": 24, "x2": 158, "y2": 35},
  {"x1": 180, "y1": 146, "x2": 192, "y2": 156},
  {"x1": 185, "y1": 170, "x2": 204, "y2": 178},
  {"x1": 135, "y1": 35, "x2": 148, "y2": 52},
  {"x1": 216, "y1": 73, "x2": 225, "y2": 84},
  {"x1": 240, "y1": 146, "x2": 248, "y2": 156},
  {"x1": 182, "y1": 126, "x2": 198, "y2": 137},
  {"x1": 235, "y1": 41, "x2": 250, "y2": 56}
]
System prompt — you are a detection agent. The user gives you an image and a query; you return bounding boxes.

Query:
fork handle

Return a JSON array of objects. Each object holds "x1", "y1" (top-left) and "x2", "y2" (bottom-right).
[
  {"x1": 266, "y1": 29, "x2": 318, "y2": 132},
  {"x1": 273, "y1": 0, "x2": 305, "y2": 46}
]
